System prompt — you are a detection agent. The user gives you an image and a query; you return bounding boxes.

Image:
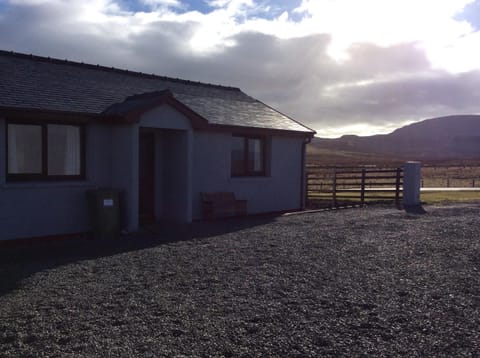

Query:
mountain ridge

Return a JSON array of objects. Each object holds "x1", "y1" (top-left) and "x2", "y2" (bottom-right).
[{"x1": 310, "y1": 115, "x2": 480, "y2": 161}]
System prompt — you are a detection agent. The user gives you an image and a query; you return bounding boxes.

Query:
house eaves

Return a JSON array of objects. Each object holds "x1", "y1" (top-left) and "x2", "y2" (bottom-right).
[{"x1": 0, "y1": 50, "x2": 316, "y2": 137}]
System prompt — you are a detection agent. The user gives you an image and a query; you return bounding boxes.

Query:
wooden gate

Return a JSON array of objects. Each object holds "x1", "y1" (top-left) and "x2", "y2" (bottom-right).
[{"x1": 307, "y1": 166, "x2": 403, "y2": 209}]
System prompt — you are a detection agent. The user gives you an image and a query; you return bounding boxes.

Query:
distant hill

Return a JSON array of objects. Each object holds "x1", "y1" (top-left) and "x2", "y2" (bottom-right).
[{"x1": 308, "y1": 115, "x2": 480, "y2": 165}]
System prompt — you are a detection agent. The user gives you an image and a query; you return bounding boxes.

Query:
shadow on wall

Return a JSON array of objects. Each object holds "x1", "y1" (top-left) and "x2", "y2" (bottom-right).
[{"x1": 0, "y1": 215, "x2": 277, "y2": 297}]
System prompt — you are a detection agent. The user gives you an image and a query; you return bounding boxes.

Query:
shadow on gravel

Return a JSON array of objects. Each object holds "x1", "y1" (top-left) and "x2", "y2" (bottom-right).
[
  {"x1": 0, "y1": 215, "x2": 277, "y2": 296},
  {"x1": 403, "y1": 204, "x2": 427, "y2": 214}
]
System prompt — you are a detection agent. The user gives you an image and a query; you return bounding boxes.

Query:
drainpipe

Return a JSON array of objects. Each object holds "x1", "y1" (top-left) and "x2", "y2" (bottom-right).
[{"x1": 300, "y1": 136, "x2": 312, "y2": 210}]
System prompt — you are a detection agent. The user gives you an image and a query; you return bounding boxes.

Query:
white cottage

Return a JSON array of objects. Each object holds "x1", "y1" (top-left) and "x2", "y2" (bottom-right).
[{"x1": 0, "y1": 50, "x2": 315, "y2": 241}]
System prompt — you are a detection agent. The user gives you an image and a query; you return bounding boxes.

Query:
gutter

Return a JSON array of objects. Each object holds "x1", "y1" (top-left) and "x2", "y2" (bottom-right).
[{"x1": 0, "y1": 106, "x2": 100, "y2": 123}]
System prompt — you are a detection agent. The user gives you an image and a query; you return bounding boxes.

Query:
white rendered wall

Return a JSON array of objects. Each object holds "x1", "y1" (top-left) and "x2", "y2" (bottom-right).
[
  {"x1": 0, "y1": 120, "x2": 113, "y2": 240},
  {"x1": 0, "y1": 104, "x2": 306, "y2": 239},
  {"x1": 192, "y1": 131, "x2": 304, "y2": 219},
  {"x1": 140, "y1": 105, "x2": 192, "y2": 130}
]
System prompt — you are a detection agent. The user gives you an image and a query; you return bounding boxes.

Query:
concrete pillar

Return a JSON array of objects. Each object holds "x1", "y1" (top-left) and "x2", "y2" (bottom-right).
[
  {"x1": 300, "y1": 141, "x2": 307, "y2": 210},
  {"x1": 0, "y1": 119, "x2": 5, "y2": 184},
  {"x1": 403, "y1": 161, "x2": 421, "y2": 207},
  {"x1": 111, "y1": 124, "x2": 139, "y2": 233},
  {"x1": 185, "y1": 129, "x2": 194, "y2": 223}
]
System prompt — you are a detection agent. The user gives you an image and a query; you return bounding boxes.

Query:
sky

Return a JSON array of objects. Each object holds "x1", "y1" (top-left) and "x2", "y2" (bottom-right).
[{"x1": 1, "y1": 0, "x2": 480, "y2": 137}]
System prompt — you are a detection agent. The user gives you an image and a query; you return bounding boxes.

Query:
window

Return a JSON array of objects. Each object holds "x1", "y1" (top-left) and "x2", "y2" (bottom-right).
[
  {"x1": 7, "y1": 123, "x2": 84, "y2": 181},
  {"x1": 231, "y1": 135, "x2": 266, "y2": 176}
]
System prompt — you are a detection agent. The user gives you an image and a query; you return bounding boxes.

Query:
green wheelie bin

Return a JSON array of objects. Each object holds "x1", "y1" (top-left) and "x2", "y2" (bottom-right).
[{"x1": 86, "y1": 189, "x2": 121, "y2": 239}]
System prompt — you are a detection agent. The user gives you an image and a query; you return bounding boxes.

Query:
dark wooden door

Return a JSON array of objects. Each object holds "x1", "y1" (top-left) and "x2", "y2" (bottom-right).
[{"x1": 139, "y1": 132, "x2": 155, "y2": 225}]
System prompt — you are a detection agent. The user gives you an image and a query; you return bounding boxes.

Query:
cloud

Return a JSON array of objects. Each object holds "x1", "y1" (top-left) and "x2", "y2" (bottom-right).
[
  {"x1": 142, "y1": 0, "x2": 181, "y2": 6},
  {"x1": 125, "y1": 33, "x2": 480, "y2": 136},
  {"x1": 1, "y1": 0, "x2": 480, "y2": 137}
]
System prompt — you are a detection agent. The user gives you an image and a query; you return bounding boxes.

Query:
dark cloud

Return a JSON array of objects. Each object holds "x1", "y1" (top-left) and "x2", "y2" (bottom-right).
[
  {"x1": 305, "y1": 69, "x2": 480, "y2": 131},
  {"x1": 0, "y1": 1, "x2": 130, "y2": 65},
  {"x1": 1, "y1": 1, "x2": 479, "y2": 136},
  {"x1": 343, "y1": 42, "x2": 431, "y2": 78}
]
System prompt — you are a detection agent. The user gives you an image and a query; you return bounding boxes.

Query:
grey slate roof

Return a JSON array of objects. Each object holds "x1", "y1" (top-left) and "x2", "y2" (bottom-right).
[{"x1": 0, "y1": 51, "x2": 315, "y2": 135}]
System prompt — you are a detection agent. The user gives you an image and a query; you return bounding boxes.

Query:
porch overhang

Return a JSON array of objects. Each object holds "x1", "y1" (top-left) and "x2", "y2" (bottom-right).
[{"x1": 101, "y1": 90, "x2": 209, "y2": 129}]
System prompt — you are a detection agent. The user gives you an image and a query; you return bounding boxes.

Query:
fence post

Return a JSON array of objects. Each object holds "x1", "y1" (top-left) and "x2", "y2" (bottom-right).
[
  {"x1": 332, "y1": 169, "x2": 337, "y2": 207},
  {"x1": 395, "y1": 167, "x2": 401, "y2": 208},
  {"x1": 360, "y1": 168, "x2": 366, "y2": 207},
  {"x1": 403, "y1": 161, "x2": 422, "y2": 210}
]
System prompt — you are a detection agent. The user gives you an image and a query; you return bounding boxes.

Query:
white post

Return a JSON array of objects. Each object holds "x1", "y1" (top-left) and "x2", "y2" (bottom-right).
[{"x1": 403, "y1": 161, "x2": 421, "y2": 207}]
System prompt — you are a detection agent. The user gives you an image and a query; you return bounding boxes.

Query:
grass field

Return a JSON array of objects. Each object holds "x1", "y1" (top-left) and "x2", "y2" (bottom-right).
[
  {"x1": 421, "y1": 166, "x2": 480, "y2": 188},
  {"x1": 306, "y1": 144, "x2": 480, "y2": 169},
  {"x1": 307, "y1": 190, "x2": 480, "y2": 210},
  {"x1": 306, "y1": 144, "x2": 480, "y2": 188},
  {"x1": 306, "y1": 147, "x2": 403, "y2": 167},
  {"x1": 306, "y1": 147, "x2": 480, "y2": 207},
  {"x1": 421, "y1": 191, "x2": 480, "y2": 204}
]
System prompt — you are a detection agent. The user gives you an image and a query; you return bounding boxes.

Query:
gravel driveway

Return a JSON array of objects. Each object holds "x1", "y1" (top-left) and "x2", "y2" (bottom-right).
[{"x1": 1, "y1": 203, "x2": 479, "y2": 357}]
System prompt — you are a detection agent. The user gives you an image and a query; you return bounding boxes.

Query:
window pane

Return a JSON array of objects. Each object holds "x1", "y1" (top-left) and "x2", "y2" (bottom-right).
[
  {"x1": 48, "y1": 125, "x2": 81, "y2": 175},
  {"x1": 231, "y1": 136, "x2": 245, "y2": 176},
  {"x1": 8, "y1": 124, "x2": 42, "y2": 174},
  {"x1": 247, "y1": 138, "x2": 264, "y2": 173}
]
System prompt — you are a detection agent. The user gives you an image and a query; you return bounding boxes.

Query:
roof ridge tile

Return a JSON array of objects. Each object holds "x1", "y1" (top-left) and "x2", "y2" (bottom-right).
[{"x1": 0, "y1": 49, "x2": 240, "y2": 92}]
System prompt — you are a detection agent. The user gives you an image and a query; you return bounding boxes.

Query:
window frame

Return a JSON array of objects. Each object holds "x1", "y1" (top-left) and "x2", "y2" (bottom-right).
[
  {"x1": 6, "y1": 120, "x2": 86, "y2": 182},
  {"x1": 231, "y1": 134, "x2": 267, "y2": 177}
]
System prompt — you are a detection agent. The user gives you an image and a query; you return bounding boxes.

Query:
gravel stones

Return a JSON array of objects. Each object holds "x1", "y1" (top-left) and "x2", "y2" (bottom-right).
[{"x1": 1, "y1": 203, "x2": 479, "y2": 356}]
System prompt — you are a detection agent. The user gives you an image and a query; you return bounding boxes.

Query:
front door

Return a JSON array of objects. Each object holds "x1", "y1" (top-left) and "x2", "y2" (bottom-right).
[{"x1": 139, "y1": 132, "x2": 155, "y2": 225}]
